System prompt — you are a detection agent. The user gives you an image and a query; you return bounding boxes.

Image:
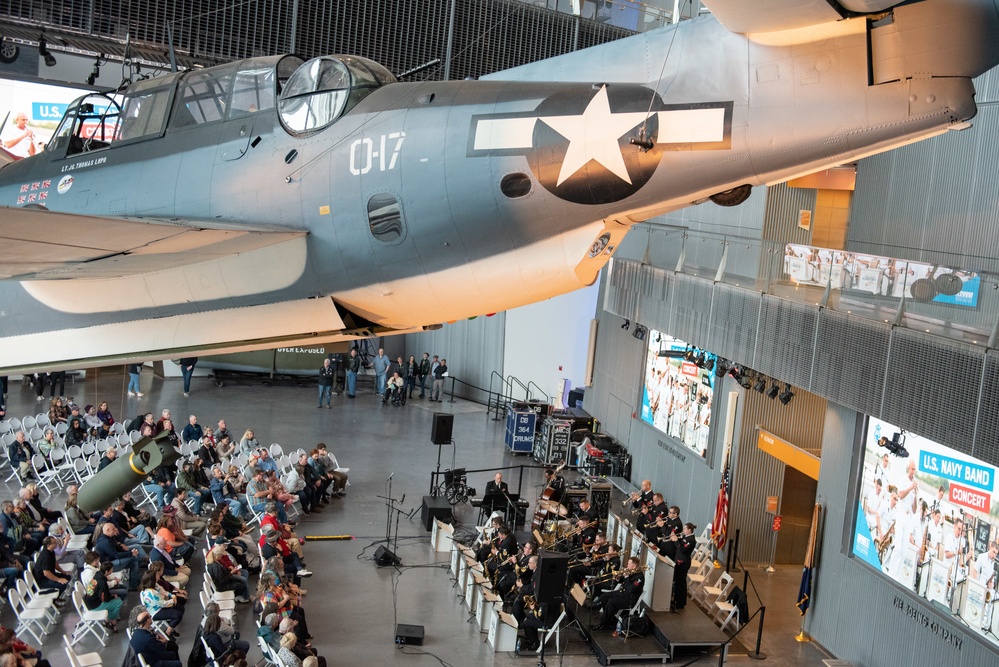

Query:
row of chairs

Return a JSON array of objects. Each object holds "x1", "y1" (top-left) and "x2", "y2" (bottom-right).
[{"x1": 686, "y1": 553, "x2": 742, "y2": 631}]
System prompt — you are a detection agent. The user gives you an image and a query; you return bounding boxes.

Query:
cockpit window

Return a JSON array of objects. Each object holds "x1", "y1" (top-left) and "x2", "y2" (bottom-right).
[
  {"x1": 278, "y1": 55, "x2": 396, "y2": 135},
  {"x1": 117, "y1": 87, "x2": 171, "y2": 141},
  {"x1": 171, "y1": 64, "x2": 236, "y2": 128},
  {"x1": 229, "y1": 66, "x2": 276, "y2": 119},
  {"x1": 50, "y1": 93, "x2": 123, "y2": 156}
]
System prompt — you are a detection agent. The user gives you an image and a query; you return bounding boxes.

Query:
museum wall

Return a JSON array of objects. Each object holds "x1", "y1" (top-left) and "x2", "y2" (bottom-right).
[{"x1": 807, "y1": 402, "x2": 999, "y2": 666}]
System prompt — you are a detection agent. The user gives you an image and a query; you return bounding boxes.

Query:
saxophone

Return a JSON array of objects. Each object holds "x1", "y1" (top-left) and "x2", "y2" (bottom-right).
[{"x1": 875, "y1": 521, "x2": 895, "y2": 561}]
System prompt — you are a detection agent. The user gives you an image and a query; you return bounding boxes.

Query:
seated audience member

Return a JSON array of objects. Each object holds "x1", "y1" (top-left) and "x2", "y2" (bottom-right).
[
  {"x1": 239, "y1": 429, "x2": 259, "y2": 456},
  {"x1": 93, "y1": 522, "x2": 141, "y2": 590},
  {"x1": 84, "y1": 404, "x2": 105, "y2": 437},
  {"x1": 149, "y1": 560, "x2": 188, "y2": 606},
  {"x1": 6, "y1": 431, "x2": 35, "y2": 482},
  {"x1": 32, "y1": 536, "x2": 71, "y2": 600},
  {"x1": 176, "y1": 461, "x2": 213, "y2": 515},
  {"x1": 82, "y1": 556, "x2": 123, "y2": 631},
  {"x1": 203, "y1": 606, "x2": 251, "y2": 658},
  {"x1": 382, "y1": 372, "x2": 406, "y2": 405},
  {"x1": 150, "y1": 535, "x2": 191, "y2": 588},
  {"x1": 204, "y1": 601, "x2": 241, "y2": 644},
  {"x1": 97, "y1": 446, "x2": 118, "y2": 471},
  {"x1": 211, "y1": 466, "x2": 246, "y2": 517},
  {"x1": 155, "y1": 510, "x2": 195, "y2": 563},
  {"x1": 33, "y1": 428, "x2": 58, "y2": 460},
  {"x1": 170, "y1": 490, "x2": 207, "y2": 536},
  {"x1": 64, "y1": 486, "x2": 97, "y2": 535},
  {"x1": 0, "y1": 627, "x2": 51, "y2": 667},
  {"x1": 207, "y1": 543, "x2": 251, "y2": 602},
  {"x1": 139, "y1": 570, "x2": 184, "y2": 637},
  {"x1": 96, "y1": 401, "x2": 115, "y2": 435},
  {"x1": 256, "y1": 612, "x2": 281, "y2": 650},
  {"x1": 279, "y1": 617, "x2": 327, "y2": 667},
  {"x1": 130, "y1": 609, "x2": 182, "y2": 667},
  {"x1": 316, "y1": 443, "x2": 348, "y2": 496},
  {"x1": 48, "y1": 522, "x2": 85, "y2": 570},
  {"x1": 216, "y1": 433, "x2": 237, "y2": 459},
  {"x1": 24, "y1": 483, "x2": 60, "y2": 522},
  {"x1": 278, "y1": 633, "x2": 302, "y2": 667}
]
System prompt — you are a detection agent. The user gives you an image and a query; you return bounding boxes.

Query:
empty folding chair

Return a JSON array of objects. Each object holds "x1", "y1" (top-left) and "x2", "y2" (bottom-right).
[
  {"x1": 55, "y1": 422, "x2": 68, "y2": 437},
  {"x1": 22, "y1": 415, "x2": 37, "y2": 430},
  {"x1": 15, "y1": 579, "x2": 60, "y2": 625},
  {"x1": 35, "y1": 414, "x2": 51, "y2": 428},
  {"x1": 31, "y1": 454, "x2": 62, "y2": 492},
  {"x1": 700, "y1": 572, "x2": 734, "y2": 611},
  {"x1": 110, "y1": 422, "x2": 125, "y2": 435},
  {"x1": 8, "y1": 588, "x2": 53, "y2": 644},
  {"x1": 63, "y1": 634, "x2": 103, "y2": 667}
]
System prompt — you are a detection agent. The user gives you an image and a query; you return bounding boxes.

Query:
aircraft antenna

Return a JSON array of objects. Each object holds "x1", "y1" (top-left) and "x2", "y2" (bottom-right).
[{"x1": 631, "y1": 0, "x2": 691, "y2": 152}]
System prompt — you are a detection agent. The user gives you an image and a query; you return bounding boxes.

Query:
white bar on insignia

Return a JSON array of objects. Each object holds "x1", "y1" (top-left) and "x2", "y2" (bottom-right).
[
  {"x1": 656, "y1": 108, "x2": 726, "y2": 144},
  {"x1": 473, "y1": 117, "x2": 538, "y2": 151}
]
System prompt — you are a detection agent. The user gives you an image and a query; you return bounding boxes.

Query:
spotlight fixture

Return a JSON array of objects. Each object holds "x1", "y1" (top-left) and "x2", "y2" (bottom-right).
[
  {"x1": 703, "y1": 357, "x2": 715, "y2": 373},
  {"x1": 714, "y1": 359, "x2": 729, "y2": 378},
  {"x1": 766, "y1": 382, "x2": 780, "y2": 400},
  {"x1": 693, "y1": 351, "x2": 706, "y2": 368},
  {"x1": 38, "y1": 35, "x2": 56, "y2": 67},
  {"x1": 754, "y1": 376, "x2": 767, "y2": 393},
  {"x1": 877, "y1": 431, "x2": 909, "y2": 458},
  {"x1": 683, "y1": 346, "x2": 696, "y2": 362},
  {"x1": 778, "y1": 384, "x2": 794, "y2": 405},
  {"x1": 728, "y1": 365, "x2": 744, "y2": 384},
  {"x1": 739, "y1": 374, "x2": 753, "y2": 390},
  {"x1": 86, "y1": 54, "x2": 101, "y2": 86},
  {"x1": 632, "y1": 324, "x2": 647, "y2": 341},
  {"x1": 621, "y1": 319, "x2": 630, "y2": 331}
]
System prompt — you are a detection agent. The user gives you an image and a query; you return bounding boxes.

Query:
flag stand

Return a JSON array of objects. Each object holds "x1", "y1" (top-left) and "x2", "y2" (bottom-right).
[{"x1": 795, "y1": 615, "x2": 811, "y2": 642}]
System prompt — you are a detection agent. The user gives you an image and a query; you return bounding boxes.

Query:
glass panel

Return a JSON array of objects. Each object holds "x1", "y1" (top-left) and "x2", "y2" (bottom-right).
[
  {"x1": 117, "y1": 88, "x2": 171, "y2": 141},
  {"x1": 368, "y1": 193, "x2": 405, "y2": 242},
  {"x1": 229, "y1": 67, "x2": 275, "y2": 119},
  {"x1": 171, "y1": 65, "x2": 235, "y2": 128}
]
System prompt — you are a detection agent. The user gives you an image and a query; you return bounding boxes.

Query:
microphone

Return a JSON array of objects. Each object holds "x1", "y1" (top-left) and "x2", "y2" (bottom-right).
[
  {"x1": 387, "y1": 473, "x2": 394, "y2": 481},
  {"x1": 400, "y1": 494, "x2": 406, "y2": 505}
]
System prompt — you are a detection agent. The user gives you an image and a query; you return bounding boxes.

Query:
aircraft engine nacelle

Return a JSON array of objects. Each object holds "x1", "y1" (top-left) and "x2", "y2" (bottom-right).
[{"x1": 77, "y1": 431, "x2": 181, "y2": 513}]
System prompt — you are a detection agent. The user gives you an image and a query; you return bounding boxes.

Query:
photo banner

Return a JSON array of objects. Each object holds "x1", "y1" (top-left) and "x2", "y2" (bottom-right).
[{"x1": 0, "y1": 77, "x2": 92, "y2": 159}]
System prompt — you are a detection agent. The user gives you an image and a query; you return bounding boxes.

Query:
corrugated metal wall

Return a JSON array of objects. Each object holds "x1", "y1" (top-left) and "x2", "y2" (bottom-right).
[
  {"x1": 730, "y1": 388, "x2": 826, "y2": 564},
  {"x1": 763, "y1": 182, "x2": 816, "y2": 246},
  {"x1": 403, "y1": 313, "x2": 506, "y2": 402},
  {"x1": 604, "y1": 257, "x2": 999, "y2": 470}
]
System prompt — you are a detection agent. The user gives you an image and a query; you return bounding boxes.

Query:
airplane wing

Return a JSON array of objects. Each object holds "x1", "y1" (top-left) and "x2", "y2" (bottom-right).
[
  {"x1": 701, "y1": 1, "x2": 900, "y2": 33},
  {"x1": 0, "y1": 205, "x2": 306, "y2": 280}
]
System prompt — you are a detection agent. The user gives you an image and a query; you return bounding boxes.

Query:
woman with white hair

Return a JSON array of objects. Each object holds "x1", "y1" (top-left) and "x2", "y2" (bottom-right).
[{"x1": 277, "y1": 633, "x2": 302, "y2": 667}]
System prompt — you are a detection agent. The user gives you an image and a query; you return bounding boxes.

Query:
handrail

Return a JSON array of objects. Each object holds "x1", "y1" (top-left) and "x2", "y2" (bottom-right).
[
  {"x1": 526, "y1": 380, "x2": 550, "y2": 404},
  {"x1": 506, "y1": 374, "x2": 531, "y2": 402}
]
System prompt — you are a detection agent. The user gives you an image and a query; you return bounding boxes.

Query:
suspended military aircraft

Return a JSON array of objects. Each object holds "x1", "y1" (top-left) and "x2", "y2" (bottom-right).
[{"x1": 0, "y1": 0, "x2": 997, "y2": 372}]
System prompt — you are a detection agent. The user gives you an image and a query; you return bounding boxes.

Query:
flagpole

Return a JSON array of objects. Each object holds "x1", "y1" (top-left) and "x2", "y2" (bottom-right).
[
  {"x1": 795, "y1": 502, "x2": 821, "y2": 642},
  {"x1": 714, "y1": 391, "x2": 737, "y2": 568}
]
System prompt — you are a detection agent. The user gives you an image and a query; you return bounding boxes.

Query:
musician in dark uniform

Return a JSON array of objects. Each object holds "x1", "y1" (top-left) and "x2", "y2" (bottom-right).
[
  {"x1": 656, "y1": 506, "x2": 684, "y2": 560},
  {"x1": 543, "y1": 467, "x2": 566, "y2": 504},
  {"x1": 587, "y1": 543, "x2": 622, "y2": 602},
  {"x1": 630, "y1": 480, "x2": 654, "y2": 530},
  {"x1": 671, "y1": 522, "x2": 697, "y2": 611},
  {"x1": 511, "y1": 555, "x2": 539, "y2": 624},
  {"x1": 571, "y1": 515, "x2": 597, "y2": 555},
  {"x1": 475, "y1": 516, "x2": 504, "y2": 562},
  {"x1": 486, "y1": 525, "x2": 517, "y2": 581},
  {"x1": 574, "y1": 498, "x2": 600, "y2": 530},
  {"x1": 568, "y1": 532, "x2": 607, "y2": 586},
  {"x1": 484, "y1": 472, "x2": 509, "y2": 497},
  {"x1": 498, "y1": 541, "x2": 534, "y2": 598},
  {"x1": 591, "y1": 556, "x2": 645, "y2": 630},
  {"x1": 518, "y1": 596, "x2": 546, "y2": 652},
  {"x1": 642, "y1": 493, "x2": 669, "y2": 544}
]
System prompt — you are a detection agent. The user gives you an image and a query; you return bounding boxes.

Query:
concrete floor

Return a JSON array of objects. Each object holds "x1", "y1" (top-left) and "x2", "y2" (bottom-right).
[{"x1": 3, "y1": 367, "x2": 839, "y2": 666}]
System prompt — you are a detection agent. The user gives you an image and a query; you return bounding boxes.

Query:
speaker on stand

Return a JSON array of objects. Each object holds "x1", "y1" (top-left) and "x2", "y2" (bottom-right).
[
  {"x1": 432, "y1": 413, "x2": 454, "y2": 445},
  {"x1": 534, "y1": 550, "x2": 570, "y2": 625}
]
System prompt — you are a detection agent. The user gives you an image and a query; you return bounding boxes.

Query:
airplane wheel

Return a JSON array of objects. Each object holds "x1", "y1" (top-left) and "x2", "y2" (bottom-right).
[
  {"x1": 0, "y1": 41, "x2": 19, "y2": 64},
  {"x1": 709, "y1": 184, "x2": 752, "y2": 207}
]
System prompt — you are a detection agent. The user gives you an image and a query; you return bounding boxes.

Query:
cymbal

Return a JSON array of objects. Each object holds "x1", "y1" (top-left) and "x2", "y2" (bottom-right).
[{"x1": 538, "y1": 500, "x2": 567, "y2": 516}]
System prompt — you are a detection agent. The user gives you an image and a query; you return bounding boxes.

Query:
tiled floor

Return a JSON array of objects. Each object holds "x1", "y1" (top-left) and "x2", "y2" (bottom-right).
[{"x1": 3, "y1": 368, "x2": 838, "y2": 666}]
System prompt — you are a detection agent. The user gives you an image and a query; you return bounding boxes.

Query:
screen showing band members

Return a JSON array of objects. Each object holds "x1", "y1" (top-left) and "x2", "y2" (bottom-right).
[
  {"x1": 639, "y1": 331, "x2": 713, "y2": 458},
  {"x1": 1, "y1": 77, "x2": 99, "y2": 161},
  {"x1": 852, "y1": 416, "x2": 998, "y2": 645}
]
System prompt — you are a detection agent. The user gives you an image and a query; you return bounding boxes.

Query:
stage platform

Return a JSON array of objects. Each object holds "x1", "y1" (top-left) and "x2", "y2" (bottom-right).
[
  {"x1": 564, "y1": 597, "x2": 731, "y2": 665},
  {"x1": 648, "y1": 606, "x2": 730, "y2": 662}
]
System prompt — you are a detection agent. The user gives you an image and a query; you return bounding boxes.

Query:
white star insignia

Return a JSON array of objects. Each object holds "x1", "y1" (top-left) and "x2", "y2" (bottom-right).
[{"x1": 538, "y1": 85, "x2": 648, "y2": 186}]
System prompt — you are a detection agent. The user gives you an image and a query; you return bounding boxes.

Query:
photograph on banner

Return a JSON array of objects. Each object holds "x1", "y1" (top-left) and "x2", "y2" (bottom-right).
[
  {"x1": 0, "y1": 77, "x2": 96, "y2": 160},
  {"x1": 639, "y1": 330, "x2": 714, "y2": 458},
  {"x1": 783, "y1": 243, "x2": 980, "y2": 308},
  {"x1": 852, "y1": 416, "x2": 998, "y2": 644}
]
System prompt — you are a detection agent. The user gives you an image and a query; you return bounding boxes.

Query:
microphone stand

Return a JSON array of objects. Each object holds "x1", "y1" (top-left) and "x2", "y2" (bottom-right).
[
  {"x1": 502, "y1": 489, "x2": 517, "y2": 528},
  {"x1": 375, "y1": 488, "x2": 406, "y2": 566}
]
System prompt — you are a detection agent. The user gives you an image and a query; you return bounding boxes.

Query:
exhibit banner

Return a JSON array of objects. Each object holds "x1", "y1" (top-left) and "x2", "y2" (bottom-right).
[
  {"x1": 0, "y1": 77, "x2": 94, "y2": 158},
  {"x1": 852, "y1": 416, "x2": 999, "y2": 644},
  {"x1": 784, "y1": 243, "x2": 981, "y2": 308},
  {"x1": 639, "y1": 331, "x2": 714, "y2": 458}
]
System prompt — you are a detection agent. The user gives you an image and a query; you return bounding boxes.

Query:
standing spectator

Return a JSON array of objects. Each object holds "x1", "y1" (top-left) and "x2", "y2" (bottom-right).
[
  {"x1": 178, "y1": 357, "x2": 198, "y2": 396},
  {"x1": 126, "y1": 362, "x2": 143, "y2": 396},
  {"x1": 33, "y1": 372, "x2": 48, "y2": 402},
  {"x1": 405, "y1": 355, "x2": 419, "y2": 399},
  {"x1": 48, "y1": 370, "x2": 67, "y2": 398},
  {"x1": 418, "y1": 355, "x2": 430, "y2": 398},
  {"x1": 373, "y1": 347, "x2": 390, "y2": 396},
  {"x1": 431, "y1": 358, "x2": 448, "y2": 402},
  {"x1": 317, "y1": 357, "x2": 334, "y2": 409},
  {"x1": 346, "y1": 348, "x2": 360, "y2": 399},
  {"x1": 181, "y1": 414, "x2": 203, "y2": 443}
]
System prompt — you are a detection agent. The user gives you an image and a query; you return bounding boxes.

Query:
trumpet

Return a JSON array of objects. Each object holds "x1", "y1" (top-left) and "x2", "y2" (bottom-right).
[{"x1": 523, "y1": 594, "x2": 536, "y2": 607}]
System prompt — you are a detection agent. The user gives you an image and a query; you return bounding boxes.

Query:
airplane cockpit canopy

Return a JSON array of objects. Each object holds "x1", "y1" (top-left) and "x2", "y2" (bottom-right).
[{"x1": 277, "y1": 55, "x2": 396, "y2": 134}]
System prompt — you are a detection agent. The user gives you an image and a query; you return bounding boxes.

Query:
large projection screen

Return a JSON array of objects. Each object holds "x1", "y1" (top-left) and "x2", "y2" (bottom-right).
[
  {"x1": 852, "y1": 416, "x2": 998, "y2": 642},
  {"x1": 639, "y1": 331, "x2": 714, "y2": 458}
]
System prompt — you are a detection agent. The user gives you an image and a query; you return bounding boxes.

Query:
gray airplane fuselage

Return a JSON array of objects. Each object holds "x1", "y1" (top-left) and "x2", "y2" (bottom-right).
[{"x1": 0, "y1": 0, "x2": 997, "y2": 371}]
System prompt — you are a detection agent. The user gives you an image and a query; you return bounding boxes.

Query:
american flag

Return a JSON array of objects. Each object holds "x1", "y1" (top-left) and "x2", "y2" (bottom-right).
[{"x1": 711, "y1": 463, "x2": 729, "y2": 549}]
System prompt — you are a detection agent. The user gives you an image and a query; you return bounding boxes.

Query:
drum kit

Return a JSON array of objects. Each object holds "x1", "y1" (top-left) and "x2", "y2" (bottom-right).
[{"x1": 531, "y1": 496, "x2": 571, "y2": 549}]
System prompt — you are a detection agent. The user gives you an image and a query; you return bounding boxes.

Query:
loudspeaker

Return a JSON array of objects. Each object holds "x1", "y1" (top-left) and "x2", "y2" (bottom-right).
[
  {"x1": 431, "y1": 412, "x2": 454, "y2": 445},
  {"x1": 533, "y1": 550, "x2": 570, "y2": 623},
  {"x1": 394, "y1": 624, "x2": 425, "y2": 645},
  {"x1": 374, "y1": 545, "x2": 401, "y2": 566},
  {"x1": 421, "y1": 495, "x2": 453, "y2": 531}
]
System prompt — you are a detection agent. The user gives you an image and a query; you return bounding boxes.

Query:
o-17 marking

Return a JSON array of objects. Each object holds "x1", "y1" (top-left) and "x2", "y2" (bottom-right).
[{"x1": 350, "y1": 131, "x2": 406, "y2": 175}]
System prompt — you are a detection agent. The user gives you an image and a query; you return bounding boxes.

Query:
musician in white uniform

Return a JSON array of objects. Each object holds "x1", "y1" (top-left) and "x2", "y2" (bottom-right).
[{"x1": 970, "y1": 540, "x2": 998, "y2": 584}]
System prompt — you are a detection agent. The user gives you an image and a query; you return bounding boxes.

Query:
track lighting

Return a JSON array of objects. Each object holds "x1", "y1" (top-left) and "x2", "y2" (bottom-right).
[
  {"x1": 38, "y1": 35, "x2": 56, "y2": 67},
  {"x1": 86, "y1": 55, "x2": 101, "y2": 86},
  {"x1": 779, "y1": 384, "x2": 794, "y2": 405},
  {"x1": 714, "y1": 359, "x2": 729, "y2": 378},
  {"x1": 754, "y1": 376, "x2": 767, "y2": 393},
  {"x1": 766, "y1": 382, "x2": 780, "y2": 400}
]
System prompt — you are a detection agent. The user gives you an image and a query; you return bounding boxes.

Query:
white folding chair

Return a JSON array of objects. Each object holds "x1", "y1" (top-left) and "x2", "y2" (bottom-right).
[
  {"x1": 22, "y1": 415, "x2": 38, "y2": 430},
  {"x1": 15, "y1": 579, "x2": 60, "y2": 624},
  {"x1": 63, "y1": 634, "x2": 103, "y2": 667},
  {"x1": 687, "y1": 558, "x2": 712, "y2": 597},
  {"x1": 8, "y1": 588, "x2": 53, "y2": 644},
  {"x1": 70, "y1": 585, "x2": 109, "y2": 646},
  {"x1": 110, "y1": 422, "x2": 125, "y2": 435},
  {"x1": 55, "y1": 422, "x2": 69, "y2": 437},
  {"x1": 700, "y1": 572, "x2": 734, "y2": 612},
  {"x1": 269, "y1": 443, "x2": 284, "y2": 458},
  {"x1": 31, "y1": 453, "x2": 62, "y2": 492},
  {"x1": 36, "y1": 414, "x2": 51, "y2": 428}
]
